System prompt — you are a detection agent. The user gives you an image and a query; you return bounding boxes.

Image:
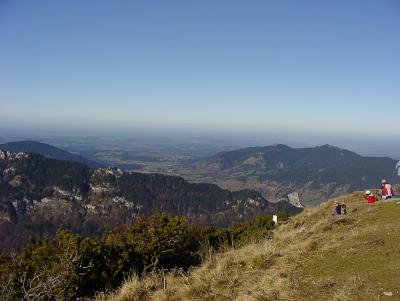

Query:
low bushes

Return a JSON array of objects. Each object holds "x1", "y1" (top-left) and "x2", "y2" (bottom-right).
[{"x1": 0, "y1": 212, "x2": 281, "y2": 300}]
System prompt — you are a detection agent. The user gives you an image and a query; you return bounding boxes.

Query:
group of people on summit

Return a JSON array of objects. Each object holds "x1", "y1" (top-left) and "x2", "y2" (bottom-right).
[
  {"x1": 362, "y1": 161, "x2": 400, "y2": 204},
  {"x1": 363, "y1": 179, "x2": 395, "y2": 204},
  {"x1": 332, "y1": 161, "x2": 400, "y2": 216}
]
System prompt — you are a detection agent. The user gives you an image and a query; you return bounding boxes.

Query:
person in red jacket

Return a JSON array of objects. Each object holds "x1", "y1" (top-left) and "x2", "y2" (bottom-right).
[
  {"x1": 380, "y1": 179, "x2": 395, "y2": 200},
  {"x1": 363, "y1": 190, "x2": 378, "y2": 204}
]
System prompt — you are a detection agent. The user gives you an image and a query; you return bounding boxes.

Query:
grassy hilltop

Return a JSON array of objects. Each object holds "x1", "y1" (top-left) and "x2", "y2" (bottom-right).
[{"x1": 98, "y1": 192, "x2": 400, "y2": 301}]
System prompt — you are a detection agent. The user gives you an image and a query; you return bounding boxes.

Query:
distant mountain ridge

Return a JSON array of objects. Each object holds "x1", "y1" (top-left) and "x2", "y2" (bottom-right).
[
  {"x1": 0, "y1": 140, "x2": 102, "y2": 168},
  {"x1": 0, "y1": 150, "x2": 301, "y2": 250},
  {"x1": 190, "y1": 144, "x2": 398, "y2": 206}
]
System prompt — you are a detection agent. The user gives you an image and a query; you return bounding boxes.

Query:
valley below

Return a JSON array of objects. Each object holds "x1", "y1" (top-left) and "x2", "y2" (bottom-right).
[
  {"x1": 0, "y1": 149, "x2": 301, "y2": 250},
  {"x1": 125, "y1": 144, "x2": 398, "y2": 207},
  {"x1": 0, "y1": 142, "x2": 399, "y2": 301}
]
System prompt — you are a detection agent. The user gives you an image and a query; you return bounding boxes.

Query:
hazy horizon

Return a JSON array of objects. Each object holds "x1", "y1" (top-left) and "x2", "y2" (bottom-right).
[
  {"x1": 1, "y1": 1, "x2": 400, "y2": 138},
  {"x1": 2, "y1": 1, "x2": 400, "y2": 296},
  {"x1": 1, "y1": 126, "x2": 399, "y2": 160}
]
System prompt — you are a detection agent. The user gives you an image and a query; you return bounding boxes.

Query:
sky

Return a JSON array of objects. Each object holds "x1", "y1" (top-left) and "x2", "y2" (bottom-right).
[{"x1": 0, "y1": 0, "x2": 400, "y2": 139}]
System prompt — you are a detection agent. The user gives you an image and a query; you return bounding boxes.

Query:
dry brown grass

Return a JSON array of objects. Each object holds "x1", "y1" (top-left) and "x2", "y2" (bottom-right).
[
  {"x1": 95, "y1": 192, "x2": 400, "y2": 301},
  {"x1": 95, "y1": 274, "x2": 164, "y2": 301}
]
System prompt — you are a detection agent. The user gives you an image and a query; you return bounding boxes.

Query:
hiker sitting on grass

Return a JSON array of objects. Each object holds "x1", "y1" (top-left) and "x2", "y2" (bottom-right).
[
  {"x1": 380, "y1": 179, "x2": 395, "y2": 200},
  {"x1": 332, "y1": 201, "x2": 346, "y2": 216},
  {"x1": 363, "y1": 190, "x2": 378, "y2": 204}
]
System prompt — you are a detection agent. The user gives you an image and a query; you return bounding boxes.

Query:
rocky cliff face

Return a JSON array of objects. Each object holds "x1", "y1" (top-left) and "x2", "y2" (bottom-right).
[
  {"x1": 286, "y1": 192, "x2": 304, "y2": 208},
  {"x1": 0, "y1": 150, "x2": 301, "y2": 250}
]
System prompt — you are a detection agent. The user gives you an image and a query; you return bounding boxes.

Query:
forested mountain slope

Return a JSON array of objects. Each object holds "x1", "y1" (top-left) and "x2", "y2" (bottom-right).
[
  {"x1": 0, "y1": 140, "x2": 102, "y2": 168},
  {"x1": 189, "y1": 144, "x2": 398, "y2": 206},
  {"x1": 0, "y1": 150, "x2": 300, "y2": 250}
]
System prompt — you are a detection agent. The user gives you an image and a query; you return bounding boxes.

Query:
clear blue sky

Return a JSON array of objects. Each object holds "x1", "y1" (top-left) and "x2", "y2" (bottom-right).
[{"x1": 1, "y1": 0, "x2": 399, "y2": 137}]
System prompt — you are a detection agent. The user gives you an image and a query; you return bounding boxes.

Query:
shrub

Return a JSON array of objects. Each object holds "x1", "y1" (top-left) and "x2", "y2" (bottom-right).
[{"x1": 0, "y1": 212, "x2": 281, "y2": 299}]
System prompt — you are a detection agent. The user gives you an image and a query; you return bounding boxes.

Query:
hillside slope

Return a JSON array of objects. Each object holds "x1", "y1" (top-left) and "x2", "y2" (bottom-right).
[
  {"x1": 0, "y1": 140, "x2": 102, "y2": 168},
  {"x1": 99, "y1": 193, "x2": 400, "y2": 301},
  {"x1": 186, "y1": 144, "x2": 398, "y2": 206},
  {"x1": 0, "y1": 150, "x2": 300, "y2": 250}
]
